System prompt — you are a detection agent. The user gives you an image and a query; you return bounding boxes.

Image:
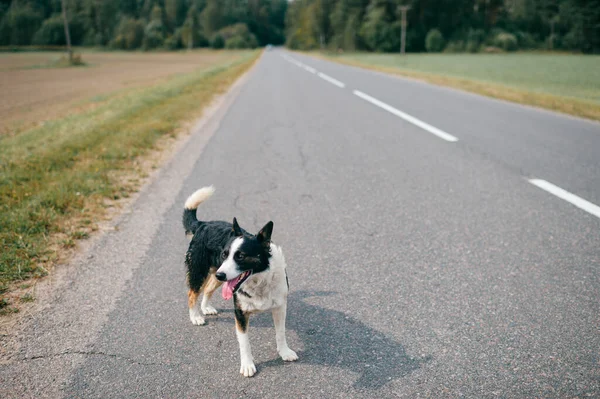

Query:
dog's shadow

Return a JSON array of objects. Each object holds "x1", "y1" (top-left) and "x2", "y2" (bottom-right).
[{"x1": 228, "y1": 290, "x2": 430, "y2": 389}]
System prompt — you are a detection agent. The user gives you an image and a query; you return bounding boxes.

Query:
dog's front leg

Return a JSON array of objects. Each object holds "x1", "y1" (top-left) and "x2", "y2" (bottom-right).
[
  {"x1": 272, "y1": 302, "x2": 298, "y2": 361},
  {"x1": 234, "y1": 301, "x2": 256, "y2": 377}
]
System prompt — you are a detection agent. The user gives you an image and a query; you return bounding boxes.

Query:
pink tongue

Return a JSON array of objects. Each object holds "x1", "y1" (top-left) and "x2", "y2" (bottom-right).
[{"x1": 222, "y1": 274, "x2": 242, "y2": 300}]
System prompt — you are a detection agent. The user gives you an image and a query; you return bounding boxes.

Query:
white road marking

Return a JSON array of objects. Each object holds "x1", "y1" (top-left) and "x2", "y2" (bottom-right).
[
  {"x1": 281, "y1": 54, "x2": 305, "y2": 68},
  {"x1": 282, "y1": 54, "x2": 343, "y2": 88},
  {"x1": 317, "y1": 72, "x2": 345, "y2": 88},
  {"x1": 529, "y1": 179, "x2": 600, "y2": 219},
  {"x1": 353, "y1": 90, "x2": 459, "y2": 142},
  {"x1": 285, "y1": 54, "x2": 599, "y2": 223}
]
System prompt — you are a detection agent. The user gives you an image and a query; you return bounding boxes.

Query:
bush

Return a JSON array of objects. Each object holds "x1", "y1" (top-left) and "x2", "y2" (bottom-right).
[
  {"x1": 466, "y1": 29, "x2": 484, "y2": 53},
  {"x1": 466, "y1": 41, "x2": 480, "y2": 53},
  {"x1": 286, "y1": 31, "x2": 305, "y2": 50},
  {"x1": 216, "y1": 23, "x2": 258, "y2": 49},
  {"x1": 546, "y1": 34, "x2": 561, "y2": 50},
  {"x1": 180, "y1": 26, "x2": 208, "y2": 49},
  {"x1": 248, "y1": 34, "x2": 259, "y2": 48},
  {"x1": 425, "y1": 29, "x2": 445, "y2": 52},
  {"x1": 143, "y1": 20, "x2": 165, "y2": 50},
  {"x1": 225, "y1": 36, "x2": 247, "y2": 49},
  {"x1": 32, "y1": 15, "x2": 64, "y2": 45},
  {"x1": 111, "y1": 18, "x2": 144, "y2": 50},
  {"x1": 515, "y1": 31, "x2": 537, "y2": 49},
  {"x1": 562, "y1": 28, "x2": 584, "y2": 51},
  {"x1": 82, "y1": 29, "x2": 103, "y2": 47},
  {"x1": 163, "y1": 34, "x2": 181, "y2": 50},
  {"x1": 210, "y1": 34, "x2": 224, "y2": 49},
  {"x1": 493, "y1": 32, "x2": 518, "y2": 52},
  {"x1": 54, "y1": 52, "x2": 85, "y2": 67},
  {"x1": 143, "y1": 32, "x2": 164, "y2": 49},
  {"x1": 444, "y1": 40, "x2": 465, "y2": 53}
]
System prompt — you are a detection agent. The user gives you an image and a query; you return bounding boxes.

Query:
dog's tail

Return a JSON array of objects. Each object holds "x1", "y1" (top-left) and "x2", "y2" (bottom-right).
[{"x1": 183, "y1": 186, "x2": 215, "y2": 236}]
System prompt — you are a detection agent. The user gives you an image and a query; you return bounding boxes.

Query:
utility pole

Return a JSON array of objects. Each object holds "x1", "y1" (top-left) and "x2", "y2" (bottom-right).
[
  {"x1": 398, "y1": 5, "x2": 411, "y2": 55},
  {"x1": 61, "y1": 0, "x2": 73, "y2": 63}
]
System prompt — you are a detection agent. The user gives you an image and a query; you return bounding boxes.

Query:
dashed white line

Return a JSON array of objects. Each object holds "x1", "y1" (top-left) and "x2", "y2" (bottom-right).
[
  {"x1": 282, "y1": 54, "x2": 598, "y2": 223},
  {"x1": 281, "y1": 54, "x2": 304, "y2": 68},
  {"x1": 317, "y1": 72, "x2": 345, "y2": 88},
  {"x1": 282, "y1": 54, "x2": 345, "y2": 88},
  {"x1": 529, "y1": 179, "x2": 600, "y2": 219},
  {"x1": 353, "y1": 90, "x2": 458, "y2": 142}
]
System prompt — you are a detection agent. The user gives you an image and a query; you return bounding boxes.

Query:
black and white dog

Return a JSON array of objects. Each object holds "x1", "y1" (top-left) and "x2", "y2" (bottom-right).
[{"x1": 182, "y1": 186, "x2": 298, "y2": 377}]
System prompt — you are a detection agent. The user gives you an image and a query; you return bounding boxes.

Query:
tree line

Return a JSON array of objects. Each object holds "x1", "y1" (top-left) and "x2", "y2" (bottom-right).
[
  {"x1": 285, "y1": 0, "x2": 600, "y2": 53},
  {"x1": 0, "y1": 0, "x2": 598, "y2": 53},
  {"x1": 0, "y1": 0, "x2": 288, "y2": 50}
]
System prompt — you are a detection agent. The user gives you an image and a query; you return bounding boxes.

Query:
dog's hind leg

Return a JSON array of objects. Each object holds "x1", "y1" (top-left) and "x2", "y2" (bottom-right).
[
  {"x1": 201, "y1": 272, "x2": 221, "y2": 315},
  {"x1": 186, "y1": 250, "x2": 209, "y2": 325},
  {"x1": 272, "y1": 302, "x2": 298, "y2": 362},
  {"x1": 188, "y1": 289, "x2": 205, "y2": 325}
]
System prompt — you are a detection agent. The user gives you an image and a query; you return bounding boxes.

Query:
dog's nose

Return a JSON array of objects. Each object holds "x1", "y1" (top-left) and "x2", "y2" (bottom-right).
[{"x1": 215, "y1": 272, "x2": 227, "y2": 282}]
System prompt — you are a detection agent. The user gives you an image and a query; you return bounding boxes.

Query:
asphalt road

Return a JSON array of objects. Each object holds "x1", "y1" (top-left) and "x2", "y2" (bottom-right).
[{"x1": 2, "y1": 50, "x2": 599, "y2": 398}]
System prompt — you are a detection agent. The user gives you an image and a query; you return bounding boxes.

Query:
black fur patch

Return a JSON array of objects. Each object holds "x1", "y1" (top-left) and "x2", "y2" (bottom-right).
[
  {"x1": 234, "y1": 296, "x2": 249, "y2": 332},
  {"x1": 185, "y1": 221, "x2": 249, "y2": 292},
  {"x1": 232, "y1": 238, "x2": 271, "y2": 277},
  {"x1": 183, "y1": 208, "x2": 200, "y2": 236}
]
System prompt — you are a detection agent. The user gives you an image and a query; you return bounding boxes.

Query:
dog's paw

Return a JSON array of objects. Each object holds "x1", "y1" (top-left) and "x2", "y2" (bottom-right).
[
  {"x1": 240, "y1": 361, "x2": 257, "y2": 377},
  {"x1": 279, "y1": 348, "x2": 298, "y2": 362},
  {"x1": 189, "y1": 313, "x2": 206, "y2": 326},
  {"x1": 201, "y1": 305, "x2": 218, "y2": 315}
]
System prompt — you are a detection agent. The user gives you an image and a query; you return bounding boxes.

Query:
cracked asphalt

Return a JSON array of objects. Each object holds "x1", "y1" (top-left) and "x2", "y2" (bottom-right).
[{"x1": 1, "y1": 50, "x2": 599, "y2": 398}]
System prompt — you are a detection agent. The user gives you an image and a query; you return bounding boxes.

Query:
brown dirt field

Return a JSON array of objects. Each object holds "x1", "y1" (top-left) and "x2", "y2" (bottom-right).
[{"x1": 0, "y1": 50, "x2": 243, "y2": 134}]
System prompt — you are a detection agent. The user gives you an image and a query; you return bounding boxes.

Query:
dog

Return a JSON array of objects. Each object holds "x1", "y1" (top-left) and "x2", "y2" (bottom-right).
[{"x1": 182, "y1": 186, "x2": 298, "y2": 377}]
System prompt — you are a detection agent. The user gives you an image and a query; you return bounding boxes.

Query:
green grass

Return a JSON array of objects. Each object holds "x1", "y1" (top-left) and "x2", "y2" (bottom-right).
[
  {"x1": 0, "y1": 50, "x2": 259, "y2": 303},
  {"x1": 319, "y1": 52, "x2": 600, "y2": 120}
]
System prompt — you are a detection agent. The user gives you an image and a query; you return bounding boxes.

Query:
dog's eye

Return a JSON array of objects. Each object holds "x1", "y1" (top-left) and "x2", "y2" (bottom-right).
[
  {"x1": 234, "y1": 251, "x2": 244, "y2": 261},
  {"x1": 222, "y1": 250, "x2": 229, "y2": 259}
]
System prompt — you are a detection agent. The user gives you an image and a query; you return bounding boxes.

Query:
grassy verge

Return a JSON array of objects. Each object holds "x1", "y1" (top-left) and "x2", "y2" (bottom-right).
[
  {"x1": 0, "y1": 50, "x2": 259, "y2": 313},
  {"x1": 314, "y1": 52, "x2": 600, "y2": 121}
]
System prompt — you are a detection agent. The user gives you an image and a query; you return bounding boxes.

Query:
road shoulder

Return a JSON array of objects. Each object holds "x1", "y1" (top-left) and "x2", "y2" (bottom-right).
[{"x1": 0, "y1": 54, "x2": 260, "y2": 399}]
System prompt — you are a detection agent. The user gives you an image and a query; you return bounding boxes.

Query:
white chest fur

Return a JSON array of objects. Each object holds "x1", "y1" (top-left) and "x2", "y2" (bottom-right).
[{"x1": 236, "y1": 244, "x2": 289, "y2": 313}]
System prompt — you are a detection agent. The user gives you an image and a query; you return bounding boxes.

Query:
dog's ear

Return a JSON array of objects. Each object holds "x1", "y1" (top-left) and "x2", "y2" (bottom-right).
[
  {"x1": 257, "y1": 221, "x2": 273, "y2": 247},
  {"x1": 232, "y1": 217, "x2": 243, "y2": 237}
]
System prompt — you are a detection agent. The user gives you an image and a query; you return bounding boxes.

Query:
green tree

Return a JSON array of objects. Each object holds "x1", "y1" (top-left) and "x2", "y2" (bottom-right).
[
  {"x1": 165, "y1": 0, "x2": 186, "y2": 31},
  {"x1": 119, "y1": 0, "x2": 138, "y2": 17},
  {"x1": 0, "y1": 3, "x2": 44, "y2": 45},
  {"x1": 342, "y1": 11, "x2": 361, "y2": 50},
  {"x1": 201, "y1": 0, "x2": 222, "y2": 37},
  {"x1": 111, "y1": 17, "x2": 144, "y2": 49},
  {"x1": 32, "y1": 11, "x2": 84, "y2": 46},
  {"x1": 181, "y1": 5, "x2": 206, "y2": 49},
  {"x1": 143, "y1": 4, "x2": 166, "y2": 49},
  {"x1": 425, "y1": 28, "x2": 445, "y2": 52},
  {"x1": 361, "y1": 4, "x2": 399, "y2": 52}
]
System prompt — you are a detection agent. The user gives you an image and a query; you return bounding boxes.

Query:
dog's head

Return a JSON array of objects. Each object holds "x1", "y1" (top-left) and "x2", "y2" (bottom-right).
[{"x1": 215, "y1": 218, "x2": 273, "y2": 298}]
